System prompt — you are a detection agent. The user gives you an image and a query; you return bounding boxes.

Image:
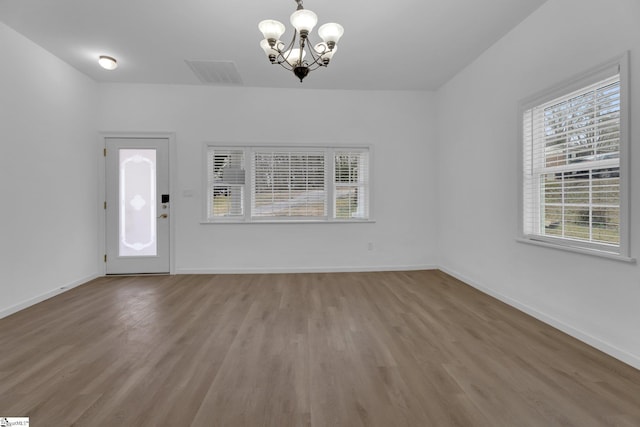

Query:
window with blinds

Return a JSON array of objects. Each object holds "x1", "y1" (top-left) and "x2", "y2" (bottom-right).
[
  {"x1": 207, "y1": 148, "x2": 246, "y2": 218},
  {"x1": 204, "y1": 145, "x2": 371, "y2": 222},
  {"x1": 335, "y1": 151, "x2": 369, "y2": 219},
  {"x1": 252, "y1": 150, "x2": 327, "y2": 218},
  {"x1": 521, "y1": 54, "x2": 629, "y2": 257}
]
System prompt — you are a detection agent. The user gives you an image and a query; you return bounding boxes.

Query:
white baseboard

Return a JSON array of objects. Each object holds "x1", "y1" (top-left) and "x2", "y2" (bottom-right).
[
  {"x1": 176, "y1": 264, "x2": 437, "y2": 275},
  {"x1": 438, "y1": 265, "x2": 640, "y2": 371},
  {"x1": 0, "y1": 273, "x2": 100, "y2": 320}
]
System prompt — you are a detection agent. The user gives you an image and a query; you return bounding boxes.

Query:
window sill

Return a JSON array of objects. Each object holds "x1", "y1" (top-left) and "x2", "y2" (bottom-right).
[
  {"x1": 200, "y1": 219, "x2": 376, "y2": 225},
  {"x1": 516, "y1": 237, "x2": 635, "y2": 263}
]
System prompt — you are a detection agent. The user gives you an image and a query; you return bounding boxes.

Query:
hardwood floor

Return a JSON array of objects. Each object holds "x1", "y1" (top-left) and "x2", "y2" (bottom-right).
[{"x1": 1, "y1": 270, "x2": 639, "y2": 426}]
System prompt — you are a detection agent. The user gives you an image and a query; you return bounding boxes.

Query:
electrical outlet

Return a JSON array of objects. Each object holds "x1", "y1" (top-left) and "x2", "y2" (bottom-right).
[{"x1": 367, "y1": 242, "x2": 374, "y2": 251}]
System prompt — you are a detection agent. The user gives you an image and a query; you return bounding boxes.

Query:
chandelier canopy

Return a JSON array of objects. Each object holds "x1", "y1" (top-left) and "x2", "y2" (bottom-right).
[{"x1": 259, "y1": 0, "x2": 343, "y2": 82}]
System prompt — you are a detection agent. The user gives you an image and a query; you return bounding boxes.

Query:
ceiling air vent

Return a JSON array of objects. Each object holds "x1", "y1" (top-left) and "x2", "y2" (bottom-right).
[{"x1": 185, "y1": 60, "x2": 243, "y2": 86}]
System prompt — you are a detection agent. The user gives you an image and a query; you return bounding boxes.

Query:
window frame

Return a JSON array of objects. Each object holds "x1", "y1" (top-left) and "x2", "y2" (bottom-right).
[
  {"x1": 202, "y1": 143, "x2": 373, "y2": 224},
  {"x1": 333, "y1": 148, "x2": 371, "y2": 220},
  {"x1": 517, "y1": 52, "x2": 632, "y2": 261},
  {"x1": 206, "y1": 147, "x2": 247, "y2": 221}
]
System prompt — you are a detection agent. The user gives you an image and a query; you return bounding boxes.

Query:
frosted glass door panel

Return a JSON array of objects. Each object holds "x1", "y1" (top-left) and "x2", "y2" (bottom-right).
[
  {"x1": 106, "y1": 137, "x2": 169, "y2": 274},
  {"x1": 119, "y1": 149, "x2": 157, "y2": 257}
]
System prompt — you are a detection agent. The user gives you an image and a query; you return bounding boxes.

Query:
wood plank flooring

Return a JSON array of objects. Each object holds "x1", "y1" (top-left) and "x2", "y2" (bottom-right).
[{"x1": 0, "y1": 270, "x2": 639, "y2": 426}]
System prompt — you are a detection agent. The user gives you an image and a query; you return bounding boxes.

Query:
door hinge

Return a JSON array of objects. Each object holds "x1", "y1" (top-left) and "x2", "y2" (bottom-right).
[
  {"x1": 104, "y1": 254, "x2": 107, "y2": 263},
  {"x1": 103, "y1": 148, "x2": 107, "y2": 157},
  {"x1": 104, "y1": 201, "x2": 107, "y2": 210}
]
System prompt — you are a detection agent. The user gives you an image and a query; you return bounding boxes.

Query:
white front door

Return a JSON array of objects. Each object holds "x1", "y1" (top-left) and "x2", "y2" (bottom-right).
[{"x1": 105, "y1": 138, "x2": 170, "y2": 274}]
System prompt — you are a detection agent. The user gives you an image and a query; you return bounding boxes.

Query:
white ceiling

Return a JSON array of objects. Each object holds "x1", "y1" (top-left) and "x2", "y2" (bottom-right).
[{"x1": 0, "y1": 0, "x2": 547, "y2": 91}]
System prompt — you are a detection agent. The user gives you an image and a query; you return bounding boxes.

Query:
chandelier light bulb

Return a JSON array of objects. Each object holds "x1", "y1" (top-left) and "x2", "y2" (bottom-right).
[
  {"x1": 98, "y1": 55, "x2": 118, "y2": 70},
  {"x1": 318, "y1": 23, "x2": 344, "y2": 48},
  {"x1": 284, "y1": 48, "x2": 306, "y2": 67},
  {"x1": 290, "y1": 9, "x2": 318, "y2": 36},
  {"x1": 260, "y1": 39, "x2": 278, "y2": 61},
  {"x1": 258, "y1": 20, "x2": 286, "y2": 43}
]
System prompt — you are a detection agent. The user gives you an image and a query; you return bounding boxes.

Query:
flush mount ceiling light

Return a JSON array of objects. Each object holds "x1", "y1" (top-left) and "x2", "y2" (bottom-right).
[
  {"x1": 259, "y1": 0, "x2": 343, "y2": 82},
  {"x1": 98, "y1": 55, "x2": 118, "y2": 70}
]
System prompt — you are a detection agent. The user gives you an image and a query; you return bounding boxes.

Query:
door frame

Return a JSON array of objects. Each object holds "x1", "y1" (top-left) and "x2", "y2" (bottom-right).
[{"x1": 97, "y1": 132, "x2": 177, "y2": 275}]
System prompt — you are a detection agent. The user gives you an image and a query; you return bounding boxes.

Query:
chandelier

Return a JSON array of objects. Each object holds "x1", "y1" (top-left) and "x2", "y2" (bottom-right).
[{"x1": 258, "y1": 0, "x2": 344, "y2": 82}]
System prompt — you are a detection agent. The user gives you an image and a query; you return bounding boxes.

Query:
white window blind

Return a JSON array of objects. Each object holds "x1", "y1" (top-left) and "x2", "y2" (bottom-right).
[
  {"x1": 334, "y1": 151, "x2": 369, "y2": 219},
  {"x1": 207, "y1": 148, "x2": 245, "y2": 218},
  {"x1": 251, "y1": 150, "x2": 327, "y2": 219},
  {"x1": 523, "y1": 72, "x2": 622, "y2": 253},
  {"x1": 205, "y1": 145, "x2": 371, "y2": 222}
]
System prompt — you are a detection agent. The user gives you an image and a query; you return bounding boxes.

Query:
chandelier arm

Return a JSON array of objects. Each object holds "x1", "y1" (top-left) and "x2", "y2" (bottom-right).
[
  {"x1": 304, "y1": 57, "x2": 325, "y2": 70},
  {"x1": 283, "y1": 29, "x2": 298, "y2": 53},
  {"x1": 306, "y1": 61, "x2": 326, "y2": 71},
  {"x1": 305, "y1": 38, "x2": 322, "y2": 63},
  {"x1": 273, "y1": 29, "x2": 299, "y2": 66},
  {"x1": 275, "y1": 60, "x2": 294, "y2": 71},
  {"x1": 274, "y1": 61, "x2": 293, "y2": 71},
  {"x1": 303, "y1": 41, "x2": 329, "y2": 70},
  {"x1": 274, "y1": 54, "x2": 294, "y2": 69}
]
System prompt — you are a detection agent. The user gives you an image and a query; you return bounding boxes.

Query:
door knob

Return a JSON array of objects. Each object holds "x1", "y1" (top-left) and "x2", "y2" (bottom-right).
[{"x1": 157, "y1": 213, "x2": 168, "y2": 219}]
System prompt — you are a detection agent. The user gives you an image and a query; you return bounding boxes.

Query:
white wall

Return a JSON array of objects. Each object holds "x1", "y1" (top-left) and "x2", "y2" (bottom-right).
[
  {"x1": 98, "y1": 84, "x2": 438, "y2": 273},
  {"x1": 436, "y1": 0, "x2": 640, "y2": 369},
  {"x1": 6, "y1": 0, "x2": 638, "y2": 371},
  {"x1": 0, "y1": 23, "x2": 99, "y2": 317}
]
